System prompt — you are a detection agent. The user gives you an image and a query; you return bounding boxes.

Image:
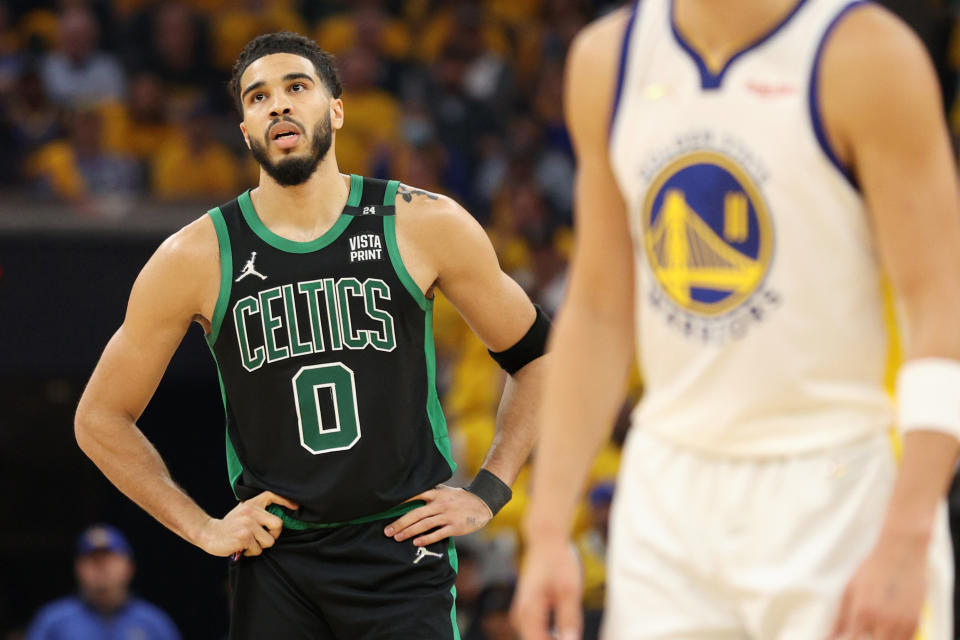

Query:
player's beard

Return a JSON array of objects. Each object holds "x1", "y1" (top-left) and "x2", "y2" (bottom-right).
[{"x1": 249, "y1": 112, "x2": 332, "y2": 187}]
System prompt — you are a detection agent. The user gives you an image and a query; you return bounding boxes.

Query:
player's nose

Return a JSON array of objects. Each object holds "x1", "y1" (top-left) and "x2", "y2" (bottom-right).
[{"x1": 269, "y1": 99, "x2": 292, "y2": 118}]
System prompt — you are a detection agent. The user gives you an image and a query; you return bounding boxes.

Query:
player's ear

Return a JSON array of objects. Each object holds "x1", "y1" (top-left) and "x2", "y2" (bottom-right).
[
  {"x1": 330, "y1": 98, "x2": 344, "y2": 131},
  {"x1": 239, "y1": 122, "x2": 251, "y2": 150}
]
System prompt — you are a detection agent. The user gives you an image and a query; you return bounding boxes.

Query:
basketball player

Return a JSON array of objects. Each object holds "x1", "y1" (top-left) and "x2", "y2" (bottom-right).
[
  {"x1": 74, "y1": 33, "x2": 549, "y2": 639},
  {"x1": 513, "y1": 1, "x2": 960, "y2": 638}
]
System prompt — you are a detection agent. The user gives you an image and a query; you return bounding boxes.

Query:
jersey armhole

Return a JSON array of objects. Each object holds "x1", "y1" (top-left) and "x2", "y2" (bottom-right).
[
  {"x1": 206, "y1": 207, "x2": 233, "y2": 345},
  {"x1": 609, "y1": 1, "x2": 640, "y2": 141},
  {"x1": 383, "y1": 214, "x2": 431, "y2": 312},
  {"x1": 383, "y1": 179, "x2": 400, "y2": 205},
  {"x1": 808, "y1": 0, "x2": 864, "y2": 191}
]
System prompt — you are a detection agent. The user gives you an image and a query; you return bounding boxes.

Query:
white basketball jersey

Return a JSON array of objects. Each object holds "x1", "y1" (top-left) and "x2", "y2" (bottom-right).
[{"x1": 610, "y1": 0, "x2": 893, "y2": 456}]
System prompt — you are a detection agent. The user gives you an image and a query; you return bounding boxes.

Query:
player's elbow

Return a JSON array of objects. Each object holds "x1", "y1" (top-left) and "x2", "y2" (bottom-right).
[
  {"x1": 74, "y1": 399, "x2": 111, "y2": 456},
  {"x1": 74, "y1": 405, "x2": 96, "y2": 455}
]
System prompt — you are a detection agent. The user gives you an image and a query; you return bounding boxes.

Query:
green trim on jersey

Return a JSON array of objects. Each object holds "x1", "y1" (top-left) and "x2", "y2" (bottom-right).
[
  {"x1": 383, "y1": 215, "x2": 430, "y2": 311},
  {"x1": 383, "y1": 179, "x2": 400, "y2": 205},
  {"x1": 236, "y1": 183, "x2": 357, "y2": 254},
  {"x1": 266, "y1": 499, "x2": 423, "y2": 530},
  {"x1": 347, "y1": 173, "x2": 364, "y2": 207},
  {"x1": 206, "y1": 207, "x2": 233, "y2": 345},
  {"x1": 380, "y1": 177, "x2": 454, "y2": 472},
  {"x1": 448, "y1": 538, "x2": 461, "y2": 640},
  {"x1": 206, "y1": 343, "x2": 243, "y2": 497},
  {"x1": 425, "y1": 304, "x2": 457, "y2": 473}
]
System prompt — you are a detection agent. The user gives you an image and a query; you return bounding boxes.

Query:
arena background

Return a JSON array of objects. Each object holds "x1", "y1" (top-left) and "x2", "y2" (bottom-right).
[{"x1": 0, "y1": 1, "x2": 958, "y2": 638}]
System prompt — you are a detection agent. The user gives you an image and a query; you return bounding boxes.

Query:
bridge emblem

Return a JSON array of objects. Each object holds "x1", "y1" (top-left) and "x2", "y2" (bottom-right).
[{"x1": 642, "y1": 151, "x2": 773, "y2": 316}]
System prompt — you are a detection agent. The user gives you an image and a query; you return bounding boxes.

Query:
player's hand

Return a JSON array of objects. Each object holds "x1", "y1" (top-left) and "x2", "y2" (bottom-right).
[
  {"x1": 194, "y1": 491, "x2": 299, "y2": 558},
  {"x1": 383, "y1": 485, "x2": 491, "y2": 546},
  {"x1": 512, "y1": 535, "x2": 582, "y2": 640},
  {"x1": 829, "y1": 532, "x2": 928, "y2": 640}
]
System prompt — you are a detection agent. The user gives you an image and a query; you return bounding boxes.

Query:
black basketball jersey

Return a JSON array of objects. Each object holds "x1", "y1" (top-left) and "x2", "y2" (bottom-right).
[{"x1": 205, "y1": 175, "x2": 456, "y2": 526}]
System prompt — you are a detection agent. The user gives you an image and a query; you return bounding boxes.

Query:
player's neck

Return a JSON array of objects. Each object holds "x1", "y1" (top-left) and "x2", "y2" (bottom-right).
[
  {"x1": 250, "y1": 157, "x2": 349, "y2": 238},
  {"x1": 674, "y1": 0, "x2": 801, "y2": 73}
]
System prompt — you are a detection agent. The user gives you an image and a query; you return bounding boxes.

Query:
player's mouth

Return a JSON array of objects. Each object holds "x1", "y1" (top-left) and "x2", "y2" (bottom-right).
[{"x1": 269, "y1": 123, "x2": 302, "y2": 150}]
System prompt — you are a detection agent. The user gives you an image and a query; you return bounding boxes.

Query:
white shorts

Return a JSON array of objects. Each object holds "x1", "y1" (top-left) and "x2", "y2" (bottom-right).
[{"x1": 604, "y1": 429, "x2": 953, "y2": 640}]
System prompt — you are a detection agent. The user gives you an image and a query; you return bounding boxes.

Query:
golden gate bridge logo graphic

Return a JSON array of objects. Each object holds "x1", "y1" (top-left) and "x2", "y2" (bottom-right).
[{"x1": 642, "y1": 151, "x2": 773, "y2": 316}]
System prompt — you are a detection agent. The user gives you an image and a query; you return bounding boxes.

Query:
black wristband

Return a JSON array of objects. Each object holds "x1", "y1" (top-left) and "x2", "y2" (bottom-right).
[{"x1": 465, "y1": 469, "x2": 513, "y2": 517}]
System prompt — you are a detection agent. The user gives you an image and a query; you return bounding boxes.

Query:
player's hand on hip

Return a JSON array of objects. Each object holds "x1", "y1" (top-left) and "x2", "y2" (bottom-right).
[
  {"x1": 383, "y1": 485, "x2": 491, "y2": 546},
  {"x1": 829, "y1": 533, "x2": 928, "y2": 640},
  {"x1": 195, "y1": 491, "x2": 298, "y2": 557},
  {"x1": 512, "y1": 536, "x2": 582, "y2": 640}
]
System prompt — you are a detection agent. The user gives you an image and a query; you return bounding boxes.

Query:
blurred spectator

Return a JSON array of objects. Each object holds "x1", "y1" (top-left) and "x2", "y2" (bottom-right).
[
  {"x1": 150, "y1": 100, "x2": 240, "y2": 200},
  {"x1": 464, "y1": 583, "x2": 517, "y2": 640},
  {"x1": 41, "y1": 7, "x2": 124, "y2": 107},
  {"x1": 124, "y1": 3, "x2": 217, "y2": 110},
  {"x1": 6, "y1": 65, "x2": 61, "y2": 152},
  {"x1": 98, "y1": 72, "x2": 174, "y2": 159},
  {"x1": 314, "y1": 1, "x2": 409, "y2": 65},
  {"x1": 0, "y1": 2, "x2": 23, "y2": 95},
  {"x1": 27, "y1": 107, "x2": 141, "y2": 210},
  {"x1": 526, "y1": 229, "x2": 567, "y2": 315},
  {"x1": 427, "y1": 39, "x2": 498, "y2": 198},
  {"x1": 335, "y1": 44, "x2": 399, "y2": 175},
  {"x1": 25, "y1": 525, "x2": 180, "y2": 640},
  {"x1": 576, "y1": 482, "x2": 614, "y2": 640},
  {"x1": 210, "y1": 0, "x2": 307, "y2": 73}
]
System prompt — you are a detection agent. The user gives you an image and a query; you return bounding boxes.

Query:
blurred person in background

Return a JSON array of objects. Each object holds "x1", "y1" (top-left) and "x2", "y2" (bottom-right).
[
  {"x1": 333, "y1": 44, "x2": 399, "y2": 176},
  {"x1": 515, "y1": 0, "x2": 960, "y2": 639},
  {"x1": 5, "y1": 65, "x2": 61, "y2": 156},
  {"x1": 99, "y1": 72, "x2": 175, "y2": 162},
  {"x1": 123, "y1": 2, "x2": 216, "y2": 110},
  {"x1": 576, "y1": 483, "x2": 614, "y2": 640},
  {"x1": 27, "y1": 107, "x2": 140, "y2": 213},
  {"x1": 150, "y1": 99, "x2": 240, "y2": 200},
  {"x1": 74, "y1": 31, "x2": 548, "y2": 639},
  {"x1": 41, "y1": 6, "x2": 123, "y2": 107},
  {"x1": 466, "y1": 583, "x2": 518, "y2": 640},
  {"x1": 26, "y1": 524, "x2": 180, "y2": 640}
]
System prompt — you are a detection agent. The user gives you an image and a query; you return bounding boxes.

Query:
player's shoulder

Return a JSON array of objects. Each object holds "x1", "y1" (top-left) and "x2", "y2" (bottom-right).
[
  {"x1": 393, "y1": 183, "x2": 474, "y2": 233},
  {"x1": 565, "y1": 5, "x2": 634, "y2": 146},
  {"x1": 821, "y1": 2, "x2": 937, "y2": 136},
  {"x1": 569, "y1": 3, "x2": 634, "y2": 61},
  {"x1": 392, "y1": 183, "x2": 492, "y2": 267},
  {"x1": 822, "y1": 3, "x2": 931, "y2": 79},
  {"x1": 152, "y1": 212, "x2": 220, "y2": 275}
]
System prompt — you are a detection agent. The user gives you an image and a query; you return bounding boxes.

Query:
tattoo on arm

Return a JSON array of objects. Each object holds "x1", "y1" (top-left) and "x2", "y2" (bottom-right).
[{"x1": 397, "y1": 184, "x2": 439, "y2": 202}]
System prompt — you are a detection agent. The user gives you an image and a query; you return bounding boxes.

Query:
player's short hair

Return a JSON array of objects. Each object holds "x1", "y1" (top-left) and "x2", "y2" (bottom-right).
[{"x1": 230, "y1": 32, "x2": 342, "y2": 116}]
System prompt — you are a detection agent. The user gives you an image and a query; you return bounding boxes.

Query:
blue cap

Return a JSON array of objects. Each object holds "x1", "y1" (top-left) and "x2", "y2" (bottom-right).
[
  {"x1": 76, "y1": 524, "x2": 133, "y2": 557},
  {"x1": 588, "y1": 482, "x2": 615, "y2": 506}
]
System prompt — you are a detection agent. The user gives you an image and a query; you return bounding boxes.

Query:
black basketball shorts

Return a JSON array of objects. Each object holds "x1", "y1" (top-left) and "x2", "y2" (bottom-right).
[{"x1": 228, "y1": 519, "x2": 459, "y2": 639}]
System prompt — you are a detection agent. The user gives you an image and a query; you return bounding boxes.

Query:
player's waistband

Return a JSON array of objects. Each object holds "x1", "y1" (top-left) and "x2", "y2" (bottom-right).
[{"x1": 267, "y1": 500, "x2": 424, "y2": 530}]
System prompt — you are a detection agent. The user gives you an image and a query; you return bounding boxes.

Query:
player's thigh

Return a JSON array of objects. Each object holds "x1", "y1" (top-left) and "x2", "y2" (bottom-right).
[
  {"x1": 604, "y1": 436, "x2": 743, "y2": 639},
  {"x1": 228, "y1": 553, "x2": 335, "y2": 640},
  {"x1": 743, "y1": 436, "x2": 952, "y2": 640},
  {"x1": 316, "y1": 528, "x2": 458, "y2": 640}
]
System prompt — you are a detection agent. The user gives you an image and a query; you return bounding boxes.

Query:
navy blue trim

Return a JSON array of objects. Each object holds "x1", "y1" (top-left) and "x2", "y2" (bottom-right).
[
  {"x1": 809, "y1": 1, "x2": 864, "y2": 190},
  {"x1": 609, "y1": 1, "x2": 640, "y2": 138},
  {"x1": 671, "y1": 0, "x2": 810, "y2": 90}
]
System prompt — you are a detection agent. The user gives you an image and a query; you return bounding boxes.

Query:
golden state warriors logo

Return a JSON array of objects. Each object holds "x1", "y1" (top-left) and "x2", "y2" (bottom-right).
[{"x1": 643, "y1": 151, "x2": 773, "y2": 317}]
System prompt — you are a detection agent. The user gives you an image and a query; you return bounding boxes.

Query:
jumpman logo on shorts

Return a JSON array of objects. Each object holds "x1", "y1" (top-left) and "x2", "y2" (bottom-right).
[
  {"x1": 235, "y1": 252, "x2": 267, "y2": 282},
  {"x1": 413, "y1": 546, "x2": 443, "y2": 564}
]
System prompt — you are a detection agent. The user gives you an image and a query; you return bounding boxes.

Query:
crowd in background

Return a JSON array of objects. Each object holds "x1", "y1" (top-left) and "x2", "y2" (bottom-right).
[{"x1": 2, "y1": 0, "x2": 959, "y2": 638}]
